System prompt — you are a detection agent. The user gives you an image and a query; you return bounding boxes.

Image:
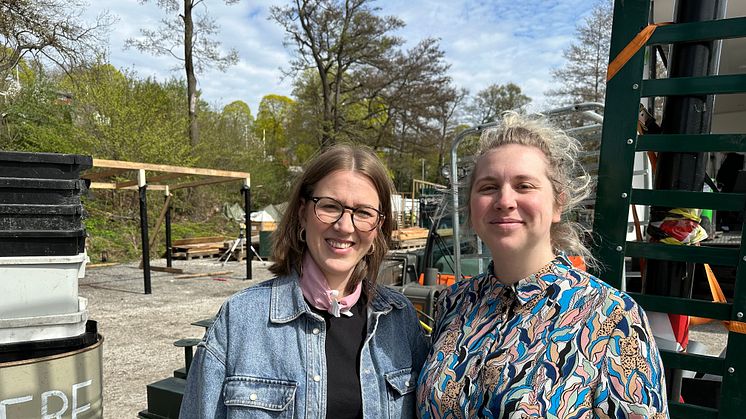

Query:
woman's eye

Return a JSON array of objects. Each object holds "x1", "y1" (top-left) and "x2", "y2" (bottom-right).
[
  {"x1": 517, "y1": 183, "x2": 534, "y2": 190},
  {"x1": 356, "y1": 209, "x2": 376, "y2": 219},
  {"x1": 478, "y1": 185, "x2": 496, "y2": 192}
]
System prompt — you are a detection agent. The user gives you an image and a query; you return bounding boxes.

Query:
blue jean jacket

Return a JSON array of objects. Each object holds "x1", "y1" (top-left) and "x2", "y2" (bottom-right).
[{"x1": 179, "y1": 273, "x2": 429, "y2": 418}]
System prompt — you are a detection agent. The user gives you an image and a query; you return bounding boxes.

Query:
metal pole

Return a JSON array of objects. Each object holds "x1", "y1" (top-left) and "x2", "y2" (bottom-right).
[
  {"x1": 449, "y1": 121, "x2": 501, "y2": 282},
  {"x1": 242, "y1": 180, "x2": 252, "y2": 280},
  {"x1": 165, "y1": 188, "x2": 172, "y2": 268},
  {"x1": 138, "y1": 169, "x2": 151, "y2": 294}
]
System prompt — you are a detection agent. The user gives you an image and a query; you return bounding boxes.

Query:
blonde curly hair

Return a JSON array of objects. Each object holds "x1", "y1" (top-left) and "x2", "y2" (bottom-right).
[{"x1": 465, "y1": 111, "x2": 596, "y2": 267}]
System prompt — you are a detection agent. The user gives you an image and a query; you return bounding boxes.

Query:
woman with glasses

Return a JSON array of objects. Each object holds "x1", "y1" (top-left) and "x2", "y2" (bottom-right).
[{"x1": 181, "y1": 144, "x2": 428, "y2": 418}]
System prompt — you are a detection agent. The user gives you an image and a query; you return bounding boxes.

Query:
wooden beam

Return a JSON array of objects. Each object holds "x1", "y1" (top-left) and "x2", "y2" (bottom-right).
[
  {"x1": 90, "y1": 182, "x2": 168, "y2": 191},
  {"x1": 92, "y1": 158, "x2": 250, "y2": 179},
  {"x1": 82, "y1": 168, "x2": 132, "y2": 181},
  {"x1": 170, "y1": 176, "x2": 243, "y2": 190},
  {"x1": 115, "y1": 173, "x2": 186, "y2": 188},
  {"x1": 150, "y1": 266, "x2": 184, "y2": 274},
  {"x1": 174, "y1": 271, "x2": 232, "y2": 279}
]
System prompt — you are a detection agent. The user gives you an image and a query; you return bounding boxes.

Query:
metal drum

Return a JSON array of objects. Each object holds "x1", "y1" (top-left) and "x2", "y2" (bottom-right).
[{"x1": 0, "y1": 335, "x2": 103, "y2": 419}]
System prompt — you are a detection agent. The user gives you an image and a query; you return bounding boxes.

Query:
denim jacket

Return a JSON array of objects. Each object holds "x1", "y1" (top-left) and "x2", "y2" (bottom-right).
[{"x1": 180, "y1": 273, "x2": 429, "y2": 419}]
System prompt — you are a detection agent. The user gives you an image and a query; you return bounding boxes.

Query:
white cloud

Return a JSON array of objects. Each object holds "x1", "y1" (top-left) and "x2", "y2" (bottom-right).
[{"x1": 84, "y1": 0, "x2": 600, "y2": 116}]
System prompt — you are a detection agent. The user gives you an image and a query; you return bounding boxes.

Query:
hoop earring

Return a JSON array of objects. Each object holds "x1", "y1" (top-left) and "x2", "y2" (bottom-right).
[{"x1": 299, "y1": 228, "x2": 306, "y2": 243}]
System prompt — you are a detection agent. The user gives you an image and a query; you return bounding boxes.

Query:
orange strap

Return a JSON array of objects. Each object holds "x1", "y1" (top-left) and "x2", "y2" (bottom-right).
[
  {"x1": 691, "y1": 264, "x2": 746, "y2": 333},
  {"x1": 607, "y1": 22, "x2": 672, "y2": 81}
]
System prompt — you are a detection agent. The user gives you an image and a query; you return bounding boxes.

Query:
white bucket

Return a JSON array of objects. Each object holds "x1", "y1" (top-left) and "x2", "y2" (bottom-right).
[
  {"x1": 0, "y1": 252, "x2": 88, "y2": 319},
  {"x1": 0, "y1": 297, "x2": 88, "y2": 344}
]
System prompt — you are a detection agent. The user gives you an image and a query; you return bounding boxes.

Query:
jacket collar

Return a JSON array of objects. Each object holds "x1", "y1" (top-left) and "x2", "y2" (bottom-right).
[{"x1": 269, "y1": 272, "x2": 405, "y2": 323}]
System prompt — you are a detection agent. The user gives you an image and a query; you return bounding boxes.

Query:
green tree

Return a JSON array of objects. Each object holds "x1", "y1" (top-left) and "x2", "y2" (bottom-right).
[
  {"x1": 126, "y1": 0, "x2": 241, "y2": 146},
  {"x1": 464, "y1": 83, "x2": 531, "y2": 125},
  {"x1": 0, "y1": 70, "x2": 83, "y2": 152},
  {"x1": 271, "y1": 0, "x2": 404, "y2": 147},
  {"x1": 66, "y1": 63, "x2": 194, "y2": 164},
  {"x1": 254, "y1": 94, "x2": 294, "y2": 162}
]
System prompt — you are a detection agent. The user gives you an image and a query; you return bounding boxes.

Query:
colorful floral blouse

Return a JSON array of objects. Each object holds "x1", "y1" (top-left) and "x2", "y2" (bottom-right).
[{"x1": 417, "y1": 255, "x2": 668, "y2": 418}]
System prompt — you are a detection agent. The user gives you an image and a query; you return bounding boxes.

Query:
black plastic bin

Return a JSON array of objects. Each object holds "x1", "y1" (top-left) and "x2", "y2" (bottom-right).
[
  {"x1": 0, "y1": 151, "x2": 92, "y2": 180},
  {"x1": 0, "y1": 229, "x2": 86, "y2": 257},
  {"x1": 0, "y1": 204, "x2": 86, "y2": 230},
  {"x1": 0, "y1": 320, "x2": 99, "y2": 363},
  {"x1": 0, "y1": 177, "x2": 88, "y2": 205}
]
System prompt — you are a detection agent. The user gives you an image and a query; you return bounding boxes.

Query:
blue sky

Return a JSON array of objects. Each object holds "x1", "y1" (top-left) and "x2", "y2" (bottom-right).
[{"x1": 85, "y1": 0, "x2": 601, "y2": 115}]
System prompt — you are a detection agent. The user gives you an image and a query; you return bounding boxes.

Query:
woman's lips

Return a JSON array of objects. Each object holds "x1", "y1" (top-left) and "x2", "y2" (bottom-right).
[{"x1": 326, "y1": 238, "x2": 354, "y2": 249}]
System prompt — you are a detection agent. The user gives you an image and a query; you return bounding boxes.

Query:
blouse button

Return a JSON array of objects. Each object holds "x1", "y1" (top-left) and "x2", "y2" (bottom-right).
[
  {"x1": 405, "y1": 380, "x2": 410, "y2": 387},
  {"x1": 312, "y1": 328, "x2": 320, "y2": 335},
  {"x1": 249, "y1": 393, "x2": 258, "y2": 401},
  {"x1": 313, "y1": 374, "x2": 321, "y2": 382}
]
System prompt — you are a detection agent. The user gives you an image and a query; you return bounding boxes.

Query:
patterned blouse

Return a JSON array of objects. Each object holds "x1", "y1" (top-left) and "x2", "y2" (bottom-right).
[{"x1": 417, "y1": 255, "x2": 668, "y2": 418}]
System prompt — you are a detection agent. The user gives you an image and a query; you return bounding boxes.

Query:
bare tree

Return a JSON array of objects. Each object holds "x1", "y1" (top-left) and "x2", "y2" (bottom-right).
[
  {"x1": 126, "y1": 0, "x2": 240, "y2": 146},
  {"x1": 0, "y1": 0, "x2": 112, "y2": 74},
  {"x1": 547, "y1": 0, "x2": 612, "y2": 105},
  {"x1": 271, "y1": 0, "x2": 404, "y2": 147},
  {"x1": 464, "y1": 83, "x2": 531, "y2": 125}
]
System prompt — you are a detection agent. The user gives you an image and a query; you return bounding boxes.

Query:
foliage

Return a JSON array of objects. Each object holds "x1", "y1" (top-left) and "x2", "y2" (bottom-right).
[
  {"x1": 126, "y1": 0, "x2": 241, "y2": 146},
  {"x1": 546, "y1": 0, "x2": 613, "y2": 105},
  {"x1": 271, "y1": 0, "x2": 405, "y2": 146},
  {"x1": 254, "y1": 94, "x2": 294, "y2": 162},
  {"x1": 0, "y1": 0, "x2": 113, "y2": 75},
  {"x1": 464, "y1": 83, "x2": 531, "y2": 125}
]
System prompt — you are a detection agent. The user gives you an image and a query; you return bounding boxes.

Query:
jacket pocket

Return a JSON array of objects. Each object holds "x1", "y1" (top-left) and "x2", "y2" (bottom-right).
[
  {"x1": 384, "y1": 367, "x2": 417, "y2": 419},
  {"x1": 223, "y1": 376, "x2": 297, "y2": 418}
]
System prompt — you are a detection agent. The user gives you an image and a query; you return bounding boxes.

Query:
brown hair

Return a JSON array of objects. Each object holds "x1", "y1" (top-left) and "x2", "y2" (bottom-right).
[
  {"x1": 269, "y1": 144, "x2": 394, "y2": 295},
  {"x1": 465, "y1": 111, "x2": 595, "y2": 266}
]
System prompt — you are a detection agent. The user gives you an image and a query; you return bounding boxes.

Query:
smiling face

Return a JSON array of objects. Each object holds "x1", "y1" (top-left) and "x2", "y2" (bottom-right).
[
  {"x1": 299, "y1": 170, "x2": 380, "y2": 291},
  {"x1": 469, "y1": 144, "x2": 561, "y2": 280}
]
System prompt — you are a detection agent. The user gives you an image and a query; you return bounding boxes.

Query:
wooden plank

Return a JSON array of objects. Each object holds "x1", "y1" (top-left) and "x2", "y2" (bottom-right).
[
  {"x1": 116, "y1": 173, "x2": 186, "y2": 188},
  {"x1": 92, "y1": 158, "x2": 250, "y2": 179},
  {"x1": 89, "y1": 182, "x2": 168, "y2": 191},
  {"x1": 173, "y1": 236, "x2": 226, "y2": 246},
  {"x1": 170, "y1": 176, "x2": 243, "y2": 190},
  {"x1": 82, "y1": 168, "x2": 132, "y2": 181},
  {"x1": 87, "y1": 262, "x2": 120, "y2": 268},
  {"x1": 150, "y1": 266, "x2": 184, "y2": 274},
  {"x1": 174, "y1": 271, "x2": 232, "y2": 279},
  {"x1": 392, "y1": 227, "x2": 429, "y2": 241}
]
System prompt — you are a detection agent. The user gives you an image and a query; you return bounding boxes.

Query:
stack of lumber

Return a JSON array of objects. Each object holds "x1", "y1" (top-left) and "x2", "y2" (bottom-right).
[
  {"x1": 171, "y1": 236, "x2": 226, "y2": 260},
  {"x1": 390, "y1": 227, "x2": 429, "y2": 249}
]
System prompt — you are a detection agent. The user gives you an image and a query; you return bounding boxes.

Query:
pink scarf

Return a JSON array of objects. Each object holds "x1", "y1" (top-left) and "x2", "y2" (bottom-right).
[{"x1": 300, "y1": 253, "x2": 362, "y2": 317}]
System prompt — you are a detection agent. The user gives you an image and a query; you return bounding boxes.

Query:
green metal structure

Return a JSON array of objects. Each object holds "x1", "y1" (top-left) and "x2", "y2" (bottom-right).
[{"x1": 591, "y1": 1, "x2": 746, "y2": 417}]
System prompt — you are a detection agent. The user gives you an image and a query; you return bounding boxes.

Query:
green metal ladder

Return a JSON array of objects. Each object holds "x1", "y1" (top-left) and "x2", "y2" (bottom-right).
[{"x1": 591, "y1": 1, "x2": 746, "y2": 417}]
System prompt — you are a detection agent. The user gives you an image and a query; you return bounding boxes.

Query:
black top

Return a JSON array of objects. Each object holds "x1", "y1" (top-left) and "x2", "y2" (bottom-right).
[{"x1": 308, "y1": 294, "x2": 368, "y2": 419}]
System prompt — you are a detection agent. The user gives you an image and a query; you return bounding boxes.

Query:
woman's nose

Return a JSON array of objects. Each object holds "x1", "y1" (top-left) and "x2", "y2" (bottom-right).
[
  {"x1": 334, "y1": 210, "x2": 356, "y2": 233},
  {"x1": 494, "y1": 187, "x2": 517, "y2": 210}
]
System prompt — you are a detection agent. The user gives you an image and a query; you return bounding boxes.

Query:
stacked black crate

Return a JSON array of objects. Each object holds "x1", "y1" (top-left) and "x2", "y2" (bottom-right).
[{"x1": 0, "y1": 151, "x2": 96, "y2": 360}]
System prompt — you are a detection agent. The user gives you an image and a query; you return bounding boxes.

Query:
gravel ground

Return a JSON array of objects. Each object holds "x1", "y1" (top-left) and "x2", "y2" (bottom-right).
[
  {"x1": 79, "y1": 258, "x2": 729, "y2": 418},
  {"x1": 79, "y1": 258, "x2": 274, "y2": 418}
]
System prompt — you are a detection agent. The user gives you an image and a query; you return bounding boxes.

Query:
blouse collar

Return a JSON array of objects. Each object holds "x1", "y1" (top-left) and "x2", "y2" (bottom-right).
[{"x1": 487, "y1": 254, "x2": 573, "y2": 306}]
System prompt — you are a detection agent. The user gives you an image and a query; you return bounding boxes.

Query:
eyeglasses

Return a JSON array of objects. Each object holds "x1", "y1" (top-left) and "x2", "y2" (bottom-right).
[{"x1": 310, "y1": 196, "x2": 384, "y2": 232}]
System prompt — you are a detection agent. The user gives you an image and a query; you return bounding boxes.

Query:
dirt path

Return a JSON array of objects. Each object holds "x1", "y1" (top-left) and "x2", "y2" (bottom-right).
[{"x1": 79, "y1": 258, "x2": 273, "y2": 418}]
